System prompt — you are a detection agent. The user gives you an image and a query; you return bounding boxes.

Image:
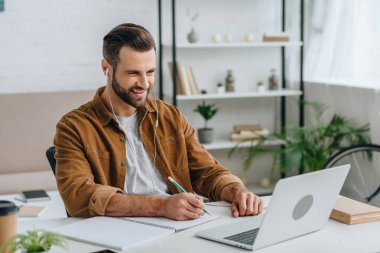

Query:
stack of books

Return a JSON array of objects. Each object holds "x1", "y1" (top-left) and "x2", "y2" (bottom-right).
[
  {"x1": 230, "y1": 124, "x2": 269, "y2": 142},
  {"x1": 263, "y1": 33, "x2": 290, "y2": 42},
  {"x1": 330, "y1": 196, "x2": 380, "y2": 225},
  {"x1": 168, "y1": 61, "x2": 200, "y2": 95}
]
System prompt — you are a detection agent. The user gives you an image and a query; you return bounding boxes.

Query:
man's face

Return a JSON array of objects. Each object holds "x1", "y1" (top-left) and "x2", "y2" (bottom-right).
[{"x1": 111, "y1": 46, "x2": 156, "y2": 108}]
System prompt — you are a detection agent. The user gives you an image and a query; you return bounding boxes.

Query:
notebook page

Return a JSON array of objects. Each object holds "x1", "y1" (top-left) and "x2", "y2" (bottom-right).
[
  {"x1": 52, "y1": 216, "x2": 174, "y2": 251},
  {"x1": 126, "y1": 214, "x2": 220, "y2": 231}
]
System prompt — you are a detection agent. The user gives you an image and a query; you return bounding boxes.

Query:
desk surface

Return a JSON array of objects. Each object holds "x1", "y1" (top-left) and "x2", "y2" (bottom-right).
[{"x1": 2, "y1": 192, "x2": 380, "y2": 253}]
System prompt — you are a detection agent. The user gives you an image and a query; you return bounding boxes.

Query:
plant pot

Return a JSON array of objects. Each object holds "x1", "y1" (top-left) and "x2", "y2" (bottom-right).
[{"x1": 197, "y1": 128, "x2": 213, "y2": 144}]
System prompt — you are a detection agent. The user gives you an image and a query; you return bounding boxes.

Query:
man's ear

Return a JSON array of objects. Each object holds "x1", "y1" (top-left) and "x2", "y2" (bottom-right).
[{"x1": 101, "y1": 59, "x2": 109, "y2": 76}]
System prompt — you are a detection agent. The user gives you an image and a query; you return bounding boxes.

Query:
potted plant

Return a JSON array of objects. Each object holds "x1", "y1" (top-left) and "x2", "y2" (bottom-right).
[
  {"x1": 0, "y1": 229, "x2": 67, "y2": 253},
  {"x1": 194, "y1": 101, "x2": 218, "y2": 144},
  {"x1": 230, "y1": 101, "x2": 371, "y2": 176}
]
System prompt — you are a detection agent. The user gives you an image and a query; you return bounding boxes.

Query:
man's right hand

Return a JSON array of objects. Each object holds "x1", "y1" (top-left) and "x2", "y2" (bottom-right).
[{"x1": 162, "y1": 193, "x2": 205, "y2": 220}]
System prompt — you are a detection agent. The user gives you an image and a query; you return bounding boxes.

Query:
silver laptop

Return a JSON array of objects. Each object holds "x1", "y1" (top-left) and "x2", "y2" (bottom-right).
[{"x1": 195, "y1": 164, "x2": 350, "y2": 251}]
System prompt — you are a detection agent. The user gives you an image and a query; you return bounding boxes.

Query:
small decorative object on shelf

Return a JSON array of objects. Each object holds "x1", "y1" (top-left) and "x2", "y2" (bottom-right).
[
  {"x1": 225, "y1": 69, "x2": 235, "y2": 92},
  {"x1": 244, "y1": 33, "x2": 254, "y2": 42},
  {"x1": 224, "y1": 34, "x2": 234, "y2": 42},
  {"x1": 201, "y1": 89, "x2": 207, "y2": 94},
  {"x1": 187, "y1": 9, "x2": 200, "y2": 43},
  {"x1": 268, "y1": 68, "x2": 279, "y2": 90},
  {"x1": 256, "y1": 81, "x2": 266, "y2": 92},
  {"x1": 187, "y1": 28, "x2": 199, "y2": 44},
  {"x1": 216, "y1": 82, "x2": 225, "y2": 94},
  {"x1": 260, "y1": 177, "x2": 271, "y2": 188},
  {"x1": 194, "y1": 101, "x2": 218, "y2": 144},
  {"x1": 211, "y1": 34, "x2": 221, "y2": 43}
]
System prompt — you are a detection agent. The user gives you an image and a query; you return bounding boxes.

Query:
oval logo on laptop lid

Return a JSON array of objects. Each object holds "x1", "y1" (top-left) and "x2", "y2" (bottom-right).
[{"x1": 293, "y1": 195, "x2": 314, "y2": 220}]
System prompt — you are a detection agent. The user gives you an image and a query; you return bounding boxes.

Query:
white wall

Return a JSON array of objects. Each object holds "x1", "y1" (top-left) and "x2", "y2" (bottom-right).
[
  {"x1": 0, "y1": 0, "x2": 300, "y2": 93},
  {"x1": 0, "y1": 0, "x2": 157, "y2": 92}
]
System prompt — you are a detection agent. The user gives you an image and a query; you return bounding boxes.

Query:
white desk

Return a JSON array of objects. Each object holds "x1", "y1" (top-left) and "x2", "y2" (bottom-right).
[
  {"x1": 0, "y1": 191, "x2": 67, "y2": 220},
  {"x1": 4, "y1": 192, "x2": 380, "y2": 253}
]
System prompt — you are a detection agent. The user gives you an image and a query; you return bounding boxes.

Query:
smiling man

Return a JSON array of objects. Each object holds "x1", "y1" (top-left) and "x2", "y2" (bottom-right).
[{"x1": 54, "y1": 23, "x2": 263, "y2": 220}]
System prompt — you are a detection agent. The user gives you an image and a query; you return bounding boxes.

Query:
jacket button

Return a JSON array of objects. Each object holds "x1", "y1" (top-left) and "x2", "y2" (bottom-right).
[
  {"x1": 120, "y1": 137, "x2": 125, "y2": 142},
  {"x1": 121, "y1": 162, "x2": 125, "y2": 167}
]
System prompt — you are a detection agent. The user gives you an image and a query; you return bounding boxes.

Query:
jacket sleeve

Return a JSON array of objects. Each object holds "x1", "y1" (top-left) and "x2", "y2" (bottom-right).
[
  {"x1": 178, "y1": 109, "x2": 244, "y2": 201},
  {"x1": 54, "y1": 117, "x2": 123, "y2": 217}
]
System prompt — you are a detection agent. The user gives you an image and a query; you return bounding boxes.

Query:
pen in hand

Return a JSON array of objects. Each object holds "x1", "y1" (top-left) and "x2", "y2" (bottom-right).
[{"x1": 168, "y1": 176, "x2": 211, "y2": 216}]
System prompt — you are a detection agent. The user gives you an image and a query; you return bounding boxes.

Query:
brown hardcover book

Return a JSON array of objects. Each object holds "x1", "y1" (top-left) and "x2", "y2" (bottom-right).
[
  {"x1": 168, "y1": 62, "x2": 185, "y2": 95},
  {"x1": 329, "y1": 196, "x2": 380, "y2": 225},
  {"x1": 233, "y1": 124, "x2": 263, "y2": 133}
]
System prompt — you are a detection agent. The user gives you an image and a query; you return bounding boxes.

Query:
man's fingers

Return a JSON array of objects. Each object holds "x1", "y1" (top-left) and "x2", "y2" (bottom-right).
[
  {"x1": 230, "y1": 192, "x2": 264, "y2": 217},
  {"x1": 184, "y1": 193, "x2": 204, "y2": 209},
  {"x1": 258, "y1": 197, "x2": 265, "y2": 213},
  {"x1": 230, "y1": 203, "x2": 239, "y2": 218},
  {"x1": 238, "y1": 193, "x2": 247, "y2": 216},
  {"x1": 245, "y1": 193, "x2": 254, "y2": 215}
]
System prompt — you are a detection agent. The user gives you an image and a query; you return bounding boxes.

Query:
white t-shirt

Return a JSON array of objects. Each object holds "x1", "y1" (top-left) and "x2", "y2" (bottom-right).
[{"x1": 116, "y1": 113, "x2": 169, "y2": 195}]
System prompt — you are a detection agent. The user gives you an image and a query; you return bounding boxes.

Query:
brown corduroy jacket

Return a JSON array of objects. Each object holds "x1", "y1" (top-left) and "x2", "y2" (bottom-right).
[{"x1": 54, "y1": 87, "x2": 243, "y2": 217}]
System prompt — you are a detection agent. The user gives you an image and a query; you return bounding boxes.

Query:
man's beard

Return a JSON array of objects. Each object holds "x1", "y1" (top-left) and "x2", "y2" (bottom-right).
[{"x1": 111, "y1": 76, "x2": 151, "y2": 109}]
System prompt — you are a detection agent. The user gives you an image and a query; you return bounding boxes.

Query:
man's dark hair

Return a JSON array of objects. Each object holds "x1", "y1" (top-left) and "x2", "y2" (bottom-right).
[{"x1": 103, "y1": 23, "x2": 156, "y2": 68}]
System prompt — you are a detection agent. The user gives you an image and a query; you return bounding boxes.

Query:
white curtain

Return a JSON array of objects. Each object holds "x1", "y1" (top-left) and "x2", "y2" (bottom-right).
[{"x1": 305, "y1": 0, "x2": 380, "y2": 87}]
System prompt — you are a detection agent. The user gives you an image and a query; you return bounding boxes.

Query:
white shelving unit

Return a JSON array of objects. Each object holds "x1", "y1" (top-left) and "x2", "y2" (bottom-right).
[
  {"x1": 164, "y1": 41, "x2": 303, "y2": 49},
  {"x1": 203, "y1": 139, "x2": 284, "y2": 151},
  {"x1": 177, "y1": 89, "x2": 302, "y2": 101}
]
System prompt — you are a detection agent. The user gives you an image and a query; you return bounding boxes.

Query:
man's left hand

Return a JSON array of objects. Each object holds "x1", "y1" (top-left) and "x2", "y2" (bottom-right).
[{"x1": 230, "y1": 190, "x2": 264, "y2": 217}]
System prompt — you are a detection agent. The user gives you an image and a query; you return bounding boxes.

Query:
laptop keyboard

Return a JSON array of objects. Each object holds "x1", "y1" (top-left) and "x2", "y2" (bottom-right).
[{"x1": 223, "y1": 228, "x2": 260, "y2": 245}]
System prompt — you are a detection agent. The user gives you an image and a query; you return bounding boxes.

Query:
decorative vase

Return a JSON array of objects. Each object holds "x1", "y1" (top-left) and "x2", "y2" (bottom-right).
[
  {"x1": 225, "y1": 69, "x2": 235, "y2": 92},
  {"x1": 198, "y1": 128, "x2": 213, "y2": 144},
  {"x1": 187, "y1": 28, "x2": 198, "y2": 43}
]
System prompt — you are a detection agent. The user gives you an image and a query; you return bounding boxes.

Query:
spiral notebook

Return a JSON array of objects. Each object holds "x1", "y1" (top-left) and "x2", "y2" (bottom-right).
[{"x1": 52, "y1": 215, "x2": 219, "y2": 251}]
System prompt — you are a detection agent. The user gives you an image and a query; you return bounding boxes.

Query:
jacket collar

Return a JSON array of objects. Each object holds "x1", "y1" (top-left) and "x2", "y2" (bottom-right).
[{"x1": 93, "y1": 86, "x2": 156, "y2": 126}]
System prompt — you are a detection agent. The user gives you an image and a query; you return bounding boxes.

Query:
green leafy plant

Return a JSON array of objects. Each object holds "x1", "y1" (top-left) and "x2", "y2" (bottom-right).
[
  {"x1": 1, "y1": 229, "x2": 67, "y2": 253},
  {"x1": 230, "y1": 101, "x2": 371, "y2": 175},
  {"x1": 194, "y1": 101, "x2": 218, "y2": 129}
]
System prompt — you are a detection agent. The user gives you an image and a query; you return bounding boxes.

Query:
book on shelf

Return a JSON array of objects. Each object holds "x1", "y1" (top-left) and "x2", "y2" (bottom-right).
[
  {"x1": 168, "y1": 61, "x2": 200, "y2": 95},
  {"x1": 263, "y1": 33, "x2": 290, "y2": 42},
  {"x1": 230, "y1": 128, "x2": 270, "y2": 141},
  {"x1": 168, "y1": 62, "x2": 185, "y2": 95},
  {"x1": 52, "y1": 215, "x2": 219, "y2": 251},
  {"x1": 329, "y1": 196, "x2": 380, "y2": 225},
  {"x1": 233, "y1": 124, "x2": 263, "y2": 133},
  {"x1": 187, "y1": 67, "x2": 200, "y2": 95}
]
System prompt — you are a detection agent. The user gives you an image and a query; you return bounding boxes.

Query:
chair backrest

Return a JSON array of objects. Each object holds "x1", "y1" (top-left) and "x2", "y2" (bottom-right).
[
  {"x1": 46, "y1": 146, "x2": 56, "y2": 175},
  {"x1": 45, "y1": 146, "x2": 71, "y2": 217},
  {"x1": 324, "y1": 144, "x2": 380, "y2": 207}
]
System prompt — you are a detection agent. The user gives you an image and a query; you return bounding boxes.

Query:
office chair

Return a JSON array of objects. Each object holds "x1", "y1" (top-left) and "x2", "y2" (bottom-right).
[
  {"x1": 46, "y1": 146, "x2": 56, "y2": 175},
  {"x1": 324, "y1": 144, "x2": 380, "y2": 207},
  {"x1": 46, "y1": 146, "x2": 71, "y2": 217}
]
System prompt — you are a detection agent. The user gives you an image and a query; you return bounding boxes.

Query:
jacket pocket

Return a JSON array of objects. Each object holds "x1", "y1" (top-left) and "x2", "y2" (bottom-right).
[
  {"x1": 161, "y1": 131, "x2": 187, "y2": 170},
  {"x1": 85, "y1": 145, "x2": 110, "y2": 179}
]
